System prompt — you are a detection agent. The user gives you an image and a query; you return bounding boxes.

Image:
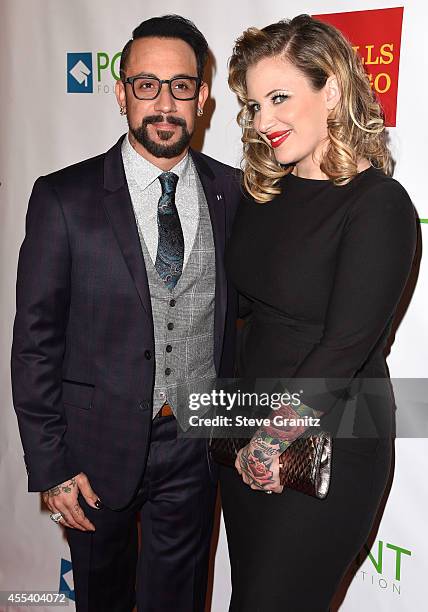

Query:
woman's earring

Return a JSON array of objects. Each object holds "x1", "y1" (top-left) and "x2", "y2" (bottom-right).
[
  {"x1": 197, "y1": 107, "x2": 204, "y2": 117},
  {"x1": 120, "y1": 106, "x2": 127, "y2": 116}
]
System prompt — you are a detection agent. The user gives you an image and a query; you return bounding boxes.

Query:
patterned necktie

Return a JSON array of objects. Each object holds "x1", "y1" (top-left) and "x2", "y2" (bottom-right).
[{"x1": 155, "y1": 171, "x2": 184, "y2": 290}]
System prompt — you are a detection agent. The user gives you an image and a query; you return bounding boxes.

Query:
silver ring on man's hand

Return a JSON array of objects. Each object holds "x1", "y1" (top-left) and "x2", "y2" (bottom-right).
[
  {"x1": 50, "y1": 512, "x2": 64, "y2": 523},
  {"x1": 265, "y1": 490, "x2": 273, "y2": 494}
]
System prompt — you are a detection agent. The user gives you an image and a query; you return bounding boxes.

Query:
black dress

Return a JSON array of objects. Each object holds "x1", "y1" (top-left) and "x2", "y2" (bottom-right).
[{"x1": 219, "y1": 168, "x2": 417, "y2": 612}]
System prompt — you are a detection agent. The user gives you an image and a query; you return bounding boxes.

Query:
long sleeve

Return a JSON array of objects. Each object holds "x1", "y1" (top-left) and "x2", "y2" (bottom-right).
[
  {"x1": 287, "y1": 179, "x2": 417, "y2": 413},
  {"x1": 11, "y1": 176, "x2": 75, "y2": 491}
]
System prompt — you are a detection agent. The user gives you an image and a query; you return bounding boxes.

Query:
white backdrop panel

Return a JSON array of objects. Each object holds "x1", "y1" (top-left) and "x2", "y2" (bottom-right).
[{"x1": 1, "y1": 2, "x2": 426, "y2": 611}]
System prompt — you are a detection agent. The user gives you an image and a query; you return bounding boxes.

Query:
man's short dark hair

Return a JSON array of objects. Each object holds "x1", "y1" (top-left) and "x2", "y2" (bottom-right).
[{"x1": 120, "y1": 14, "x2": 209, "y2": 81}]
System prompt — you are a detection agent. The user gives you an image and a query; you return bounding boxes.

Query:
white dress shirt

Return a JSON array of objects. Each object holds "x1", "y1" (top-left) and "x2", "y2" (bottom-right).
[{"x1": 121, "y1": 133, "x2": 200, "y2": 268}]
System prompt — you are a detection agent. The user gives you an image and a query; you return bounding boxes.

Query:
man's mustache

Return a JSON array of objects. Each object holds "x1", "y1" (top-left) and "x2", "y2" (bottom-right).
[{"x1": 142, "y1": 115, "x2": 187, "y2": 128}]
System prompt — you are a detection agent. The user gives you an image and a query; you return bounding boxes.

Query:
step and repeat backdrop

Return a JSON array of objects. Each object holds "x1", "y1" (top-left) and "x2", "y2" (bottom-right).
[{"x1": 1, "y1": 1, "x2": 427, "y2": 610}]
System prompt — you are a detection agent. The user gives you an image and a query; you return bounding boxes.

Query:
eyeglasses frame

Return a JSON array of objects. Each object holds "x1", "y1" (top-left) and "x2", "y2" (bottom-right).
[{"x1": 122, "y1": 74, "x2": 202, "y2": 101}]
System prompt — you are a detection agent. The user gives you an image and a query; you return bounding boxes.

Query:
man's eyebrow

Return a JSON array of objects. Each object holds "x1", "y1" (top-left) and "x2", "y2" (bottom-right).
[
  {"x1": 128, "y1": 72, "x2": 197, "y2": 79},
  {"x1": 172, "y1": 73, "x2": 198, "y2": 78},
  {"x1": 130, "y1": 72, "x2": 158, "y2": 78}
]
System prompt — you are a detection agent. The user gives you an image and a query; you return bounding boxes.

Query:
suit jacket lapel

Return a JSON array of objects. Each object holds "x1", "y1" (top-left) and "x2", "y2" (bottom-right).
[
  {"x1": 190, "y1": 149, "x2": 227, "y2": 371},
  {"x1": 102, "y1": 135, "x2": 153, "y2": 319}
]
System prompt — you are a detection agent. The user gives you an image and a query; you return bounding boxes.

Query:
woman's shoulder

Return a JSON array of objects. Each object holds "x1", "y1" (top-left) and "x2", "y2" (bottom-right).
[{"x1": 348, "y1": 167, "x2": 415, "y2": 220}]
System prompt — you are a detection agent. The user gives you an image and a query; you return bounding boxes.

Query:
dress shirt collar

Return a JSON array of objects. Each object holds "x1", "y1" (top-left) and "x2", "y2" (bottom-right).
[{"x1": 121, "y1": 132, "x2": 190, "y2": 191}]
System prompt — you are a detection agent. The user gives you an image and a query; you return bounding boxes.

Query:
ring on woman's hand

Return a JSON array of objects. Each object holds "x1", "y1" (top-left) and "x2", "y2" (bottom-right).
[
  {"x1": 50, "y1": 512, "x2": 63, "y2": 523},
  {"x1": 265, "y1": 490, "x2": 273, "y2": 494}
]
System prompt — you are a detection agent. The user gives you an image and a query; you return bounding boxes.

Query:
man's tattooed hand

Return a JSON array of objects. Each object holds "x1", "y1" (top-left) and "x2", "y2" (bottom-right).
[
  {"x1": 46, "y1": 477, "x2": 77, "y2": 497},
  {"x1": 42, "y1": 473, "x2": 100, "y2": 532}
]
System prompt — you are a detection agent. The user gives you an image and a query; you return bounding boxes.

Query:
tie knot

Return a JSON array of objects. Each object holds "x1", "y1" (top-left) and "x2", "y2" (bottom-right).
[{"x1": 158, "y1": 172, "x2": 179, "y2": 196}]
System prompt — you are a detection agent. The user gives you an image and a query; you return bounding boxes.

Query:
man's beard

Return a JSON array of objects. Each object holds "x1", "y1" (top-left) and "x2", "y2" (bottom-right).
[{"x1": 129, "y1": 114, "x2": 192, "y2": 158}]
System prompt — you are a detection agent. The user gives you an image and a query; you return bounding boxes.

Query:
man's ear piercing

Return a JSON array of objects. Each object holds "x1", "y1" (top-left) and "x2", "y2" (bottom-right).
[
  {"x1": 197, "y1": 108, "x2": 204, "y2": 117},
  {"x1": 120, "y1": 106, "x2": 127, "y2": 116}
]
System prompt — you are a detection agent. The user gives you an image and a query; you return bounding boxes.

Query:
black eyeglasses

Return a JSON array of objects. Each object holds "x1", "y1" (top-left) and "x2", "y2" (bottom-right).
[{"x1": 123, "y1": 75, "x2": 201, "y2": 100}]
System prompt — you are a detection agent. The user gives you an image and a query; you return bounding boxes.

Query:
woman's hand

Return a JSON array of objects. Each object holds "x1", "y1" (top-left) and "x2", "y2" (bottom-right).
[
  {"x1": 234, "y1": 400, "x2": 324, "y2": 493},
  {"x1": 235, "y1": 438, "x2": 284, "y2": 494}
]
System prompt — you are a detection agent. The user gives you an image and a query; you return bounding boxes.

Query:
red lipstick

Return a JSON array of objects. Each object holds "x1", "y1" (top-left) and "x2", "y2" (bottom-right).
[{"x1": 267, "y1": 130, "x2": 292, "y2": 148}]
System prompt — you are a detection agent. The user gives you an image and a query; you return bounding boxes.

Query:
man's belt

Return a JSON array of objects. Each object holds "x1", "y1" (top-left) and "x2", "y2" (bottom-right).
[{"x1": 157, "y1": 403, "x2": 174, "y2": 417}]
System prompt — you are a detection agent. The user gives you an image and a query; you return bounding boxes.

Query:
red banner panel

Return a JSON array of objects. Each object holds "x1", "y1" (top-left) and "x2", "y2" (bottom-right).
[{"x1": 313, "y1": 7, "x2": 404, "y2": 126}]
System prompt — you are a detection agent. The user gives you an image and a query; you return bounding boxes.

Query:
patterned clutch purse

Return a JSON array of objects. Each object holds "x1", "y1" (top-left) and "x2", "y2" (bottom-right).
[{"x1": 210, "y1": 429, "x2": 333, "y2": 499}]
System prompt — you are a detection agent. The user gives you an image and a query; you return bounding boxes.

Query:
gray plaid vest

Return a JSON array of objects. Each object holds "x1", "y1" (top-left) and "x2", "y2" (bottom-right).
[{"x1": 135, "y1": 171, "x2": 216, "y2": 426}]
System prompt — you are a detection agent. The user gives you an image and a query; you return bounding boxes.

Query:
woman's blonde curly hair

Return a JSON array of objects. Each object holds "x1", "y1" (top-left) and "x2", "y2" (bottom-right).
[{"x1": 228, "y1": 14, "x2": 393, "y2": 203}]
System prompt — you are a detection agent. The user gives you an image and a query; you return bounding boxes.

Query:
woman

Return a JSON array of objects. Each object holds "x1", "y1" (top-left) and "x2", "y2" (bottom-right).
[{"x1": 219, "y1": 15, "x2": 417, "y2": 611}]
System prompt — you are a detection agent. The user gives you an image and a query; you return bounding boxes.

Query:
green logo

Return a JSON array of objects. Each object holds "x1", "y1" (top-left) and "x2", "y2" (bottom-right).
[
  {"x1": 67, "y1": 51, "x2": 121, "y2": 94},
  {"x1": 96, "y1": 52, "x2": 121, "y2": 84},
  {"x1": 355, "y1": 539, "x2": 412, "y2": 595}
]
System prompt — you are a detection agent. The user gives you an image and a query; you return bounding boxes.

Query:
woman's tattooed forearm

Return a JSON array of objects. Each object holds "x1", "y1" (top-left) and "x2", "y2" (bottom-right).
[{"x1": 255, "y1": 400, "x2": 324, "y2": 454}]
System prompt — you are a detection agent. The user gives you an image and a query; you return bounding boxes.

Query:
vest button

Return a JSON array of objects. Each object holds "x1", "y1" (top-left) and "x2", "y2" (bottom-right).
[
  {"x1": 166, "y1": 345, "x2": 172, "y2": 353},
  {"x1": 169, "y1": 299, "x2": 176, "y2": 307},
  {"x1": 167, "y1": 322, "x2": 174, "y2": 330},
  {"x1": 144, "y1": 350, "x2": 152, "y2": 360},
  {"x1": 165, "y1": 367, "x2": 172, "y2": 376}
]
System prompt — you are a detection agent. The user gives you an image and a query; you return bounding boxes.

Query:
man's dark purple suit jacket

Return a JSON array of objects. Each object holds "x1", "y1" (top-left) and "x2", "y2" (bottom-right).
[{"x1": 11, "y1": 135, "x2": 241, "y2": 509}]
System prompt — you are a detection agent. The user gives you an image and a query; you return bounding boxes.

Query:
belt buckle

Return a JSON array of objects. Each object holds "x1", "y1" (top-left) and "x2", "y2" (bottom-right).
[{"x1": 158, "y1": 403, "x2": 174, "y2": 418}]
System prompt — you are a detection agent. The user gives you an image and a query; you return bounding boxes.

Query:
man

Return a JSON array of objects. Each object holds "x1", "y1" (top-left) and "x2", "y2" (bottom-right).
[{"x1": 11, "y1": 14, "x2": 240, "y2": 612}]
